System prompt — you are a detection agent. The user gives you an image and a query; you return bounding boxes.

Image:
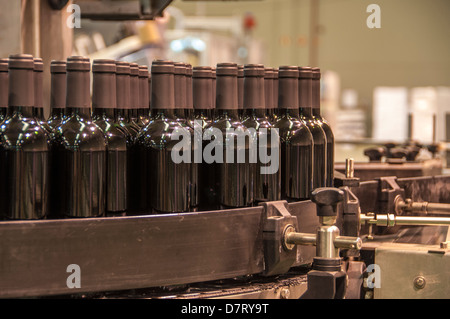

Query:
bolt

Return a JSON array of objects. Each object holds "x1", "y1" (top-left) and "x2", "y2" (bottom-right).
[
  {"x1": 413, "y1": 276, "x2": 426, "y2": 289},
  {"x1": 280, "y1": 288, "x2": 290, "y2": 299}
]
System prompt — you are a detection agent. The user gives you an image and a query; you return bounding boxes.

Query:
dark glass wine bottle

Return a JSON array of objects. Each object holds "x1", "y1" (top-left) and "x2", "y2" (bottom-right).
[
  {"x1": 272, "y1": 68, "x2": 279, "y2": 121},
  {"x1": 185, "y1": 63, "x2": 194, "y2": 127},
  {"x1": 298, "y1": 66, "x2": 327, "y2": 190},
  {"x1": 237, "y1": 64, "x2": 244, "y2": 120},
  {"x1": 91, "y1": 59, "x2": 129, "y2": 217},
  {"x1": 264, "y1": 67, "x2": 275, "y2": 121},
  {"x1": 129, "y1": 62, "x2": 141, "y2": 126},
  {"x1": 0, "y1": 54, "x2": 50, "y2": 219},
  {"x1": 118, "y1": 61, "x2": 142, "y2": 215},
  {"x1": 274, "y1": 66, "x2": 313, "y2": 201},
  {"x1": 242, "y1": 64, "x2": 280, "y2": 203},
  {"x1": 173, "y1": 62, "x2": 197, "y2": 211},
  {"x1": 211, "y1": 67, "x2": 216, "y2": 118},
  {"x1": 33, "y1": 58, "x2": 51, "y2": 134},
  {"x1": 138, "y1": 60, "x2": 191, "y2": 213},
  {"x1": 193, "y1": 66, "x2": 214, "y2": 210},
  {"x1": 47, "y1": 60, "x2": 67, "y2": 131},
  {"x1": 174, "y1": 62, "x2": 187, "y2": 125},
  {"x1": 204, "y1": 62, "x2": 253, "y2": 209},
  {"x1": 137, "y1": 65, "x2": 150, "y2": 128},
  {"x1": 185, "y1": 63, "x2": 198, "y2": 211},
  {"x1": 0, "y1": 58, "x2": 8, "y2": 122},
  {"x1": 50, "y1": 56, "x2": 107, "y2": 218},
  {"x1": 312, "y1": 67, "x2": 334, "y2": 187},
  {"x1": 115, "y1": 61, "x2": 140, "y2": 138},
  {"x1": 147, "y1": 72, "x2": 152, "y2": 122}
]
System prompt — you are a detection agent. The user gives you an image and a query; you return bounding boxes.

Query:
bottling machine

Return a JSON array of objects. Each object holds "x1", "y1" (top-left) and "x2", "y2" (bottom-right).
[{"x1": 0, "y1": 0, "x2": 449, "y2": 300}]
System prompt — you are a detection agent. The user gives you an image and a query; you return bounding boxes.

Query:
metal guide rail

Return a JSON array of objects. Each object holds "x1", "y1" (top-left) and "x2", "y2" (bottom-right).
[{"x1": 0, "y1": 200, "x2": 318, "y2": 298}]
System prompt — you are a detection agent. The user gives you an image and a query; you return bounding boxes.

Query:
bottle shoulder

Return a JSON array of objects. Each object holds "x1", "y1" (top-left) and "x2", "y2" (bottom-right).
[
  {"x1": 316, "y1": 118, "x2": 334, "y2": 140},
  {"x1": 137, "y1": 118, "x2": 191, "y2": 149},
  {"x1": 0, "y1": 116, "x2": 49, "y2": 150},
  {"x1": 51, "y1": 116, "x2": 107, "y2": 150}
]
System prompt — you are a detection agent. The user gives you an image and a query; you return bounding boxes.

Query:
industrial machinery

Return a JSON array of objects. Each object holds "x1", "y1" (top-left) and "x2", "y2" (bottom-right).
[
  {"x1": 1, "y1": 0, "x2": 448, "y2": 300},
  {"x1": 1, "y1": 158, "x2": 449, "y2": 299}
]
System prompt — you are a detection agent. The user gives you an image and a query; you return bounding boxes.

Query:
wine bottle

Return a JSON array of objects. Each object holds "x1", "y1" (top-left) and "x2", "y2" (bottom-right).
[
  {"x1": 205, "y1": 62, "x2": 253, "y2": 208},
  {"x1": 193, "y1": 66, "x2": 214, "y2": 210},
  {"x1": 129, "y1": 62, "x2": 141, "y2": 127},
  {"x1": 0, "y1": 58, "x2": 8, "y2": 122},
  {"x1": 137, "y1": 65, "x2": 150, "y2": 128},
  {"x1": 115, "y1": 61, "x2": 140, "y2": 138},
  {"x1": 312, "y1": 67, "x2": 334, "y2": 187},
  {"x1": 0, "y1": 54, "x2": 50, "y2": 219},
  {"x1": 272, "y1": 68, "x2": 279, "y2": 121},
  {"x1": 91, "y1": 59, "x2": 129, "y2": 217},
  {"x1": 237, "y1": 64, "x2": 244, "y2": 120},
  {"x1": 33, "y1": 58, "x2": 51, "y2": 134},
  {"x1": 118, "y1": 61, "x2": 143, "y2": 215},
  {"x1": 298, "y1": 66, "x2": 327, "y2": 190},
  {"x1": 274, "y1": 66, "x2": 313, "y2": 201},
  {"x1": 174, "y1": 62, "x2": 188, "y2": 125},
  {"x1": 185, "y1": 63, "x2": 198, "y2": 211},
  {"x1": 138, "y1": 60, "x2": 191, "y2": 213},
  {"x1": 50, "y1": 56, "x2": 107, "y2": 218},
  {"x1": 147, "y1": 71, "x2": 152, "y2": 122},
  {"x1": 242, "y1": 64, "x2": 280, "y2": 203},
  {"x1": 211, "y1": 67, "x2": 216, "y2": 118},
  {"x1": 185, "y1": 63, "x2": 194, "y2": 127},
  {"x1": 47, "y1": 60, "x2": 67, "y2": 131}
]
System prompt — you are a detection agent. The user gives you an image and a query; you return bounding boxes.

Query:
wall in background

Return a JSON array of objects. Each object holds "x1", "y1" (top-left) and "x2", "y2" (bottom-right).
[{"x1": 172, "y1": 0, "x2": 450, "y2": 137}]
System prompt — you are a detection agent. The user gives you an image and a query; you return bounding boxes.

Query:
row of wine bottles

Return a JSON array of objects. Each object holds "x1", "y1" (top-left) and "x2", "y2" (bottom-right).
[{"x1": 0, "y1": 54, "x2": 334, "y2": 220}]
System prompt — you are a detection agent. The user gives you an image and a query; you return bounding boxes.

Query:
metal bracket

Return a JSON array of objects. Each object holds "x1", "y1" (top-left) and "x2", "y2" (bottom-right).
[
  {"x1": 376, "y1": 176, "x2": 405, "y2": 215},
  {"x1": 261, "y1": 201, "x2": 298, "y2": 277}
]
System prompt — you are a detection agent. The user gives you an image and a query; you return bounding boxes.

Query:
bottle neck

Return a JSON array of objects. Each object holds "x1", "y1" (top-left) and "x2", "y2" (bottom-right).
[
  {"x1": 66, "y1": 107, "x2": 92, "y2": 119},
  {"x1": 280, "y1": 108, "x2": 299, "y2": 118},
  {"x1": 216, "y1": 109, "x2": 240, "y2": 121},
  {"x1": 174, "y1": 108, "x2": 186, "y2": 119},
  {"x1": 50, "y1": 107, "x2": 65, "y2": 117},
  {"x1": 8, "y1": 106, "x2": 35, "y2": 118},
  {"x1": 299, "y1": 107, "x2": 312, "y2": 118},
  {"x1": 92, "y1": 107, "x2": 115, "y2": 119},
  {"x1": 34, "y1": 107, "x2": 45, "y2": 120},
  {"x1": 245, "y1": 108, "x2": 267, "y2": 119},
  {"x1": 312, "y1": 108, "x2": 321, "y2": 118},
  {"x1": 152, "y1": 108, "x2": 175, "y2": 120},
  {"x1": 194, "y1": 109, "x2": 212, "y2": 119}
]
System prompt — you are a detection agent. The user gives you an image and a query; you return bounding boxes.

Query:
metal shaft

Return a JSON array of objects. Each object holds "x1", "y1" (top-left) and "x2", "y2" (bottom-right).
[
  {"x1": 345, "y1": 158, "x2": 354, "y2": 178},
  {"x1": 285, "y1": 232, "x2": 362, "y2": 250},
  {"x1": 361, "y1": 213, "x2": 450, "y2": 227},
  {"x1": 396, "y1": 197, "x2": 450, "y2": 215}
]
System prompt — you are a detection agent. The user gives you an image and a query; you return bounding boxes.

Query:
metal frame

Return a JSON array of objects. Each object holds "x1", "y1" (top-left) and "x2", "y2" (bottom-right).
[{"x1": 74, "y1": 0, "x2": 173, "y2": 20}]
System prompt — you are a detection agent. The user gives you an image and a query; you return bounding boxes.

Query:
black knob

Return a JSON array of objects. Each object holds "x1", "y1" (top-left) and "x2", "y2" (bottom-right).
[
  {"x1": 389, "y1": 147, "x2": 407, "y2": 159},
  {"x1": 364, "y1": 147, "x2": 385, "y2": 162},
  {"x1": 48, "y1": 0, "x2": 69, "y2": 10},
  {"x1": 405, "y1": 146, "x2": 420, "y2": 161},
  {"x1": 310, "y1": 187, "x2": 344, "y2": 217}
]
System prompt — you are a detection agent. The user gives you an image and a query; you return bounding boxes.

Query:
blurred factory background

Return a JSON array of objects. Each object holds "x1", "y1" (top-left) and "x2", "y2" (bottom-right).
[{"x1": 1, "y1": 0, "x2": 449, "y2": 164}]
